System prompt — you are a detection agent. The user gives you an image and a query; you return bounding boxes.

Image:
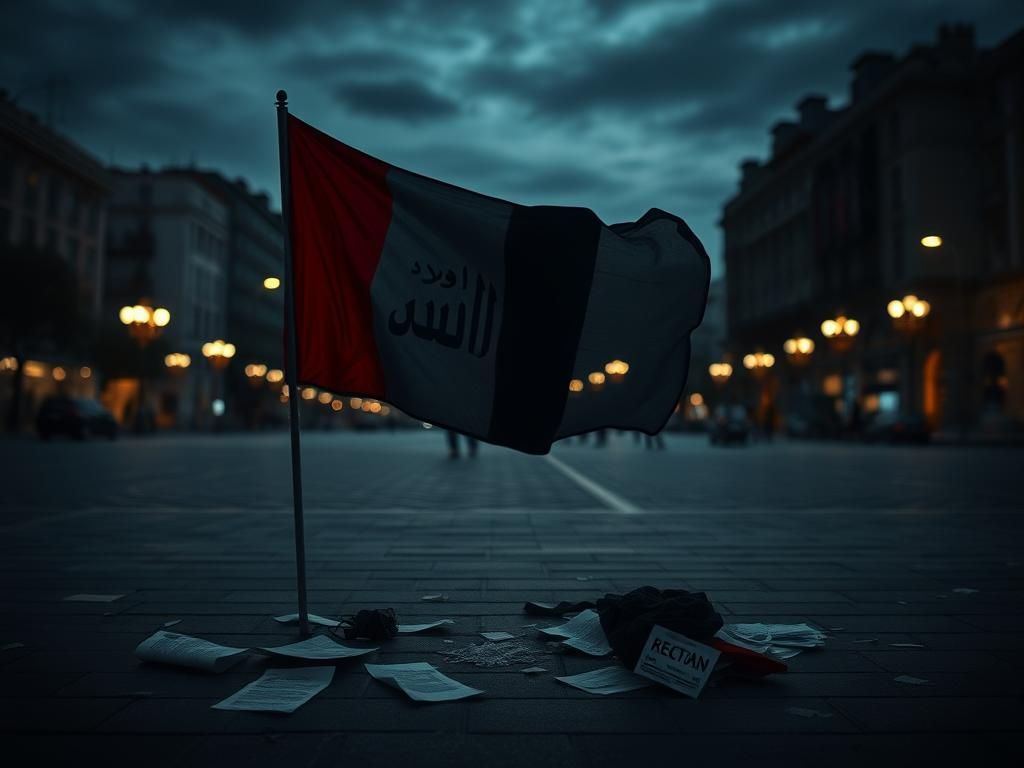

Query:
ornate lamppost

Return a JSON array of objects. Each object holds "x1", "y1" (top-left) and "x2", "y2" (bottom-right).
[
  {"x1": 202, "y1": 339, "x2": 235, "y2": 428},
  {"x1": 119, "y1": 300, "x2": 170, "y2": 432}
]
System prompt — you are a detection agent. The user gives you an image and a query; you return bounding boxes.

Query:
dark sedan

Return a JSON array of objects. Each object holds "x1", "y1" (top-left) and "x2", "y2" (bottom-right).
[{"x1": 36, "y1": 397, "x2": 118, "y2": 440}]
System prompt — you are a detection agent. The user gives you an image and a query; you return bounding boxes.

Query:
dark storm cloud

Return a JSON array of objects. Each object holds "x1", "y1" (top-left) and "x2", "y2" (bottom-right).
[
  {"x1": 3, "y1": 0, "x2": 1024, "y2": 273},
  {"x1": 334, "y1": 78, "x2": 460, "y2": 122}
]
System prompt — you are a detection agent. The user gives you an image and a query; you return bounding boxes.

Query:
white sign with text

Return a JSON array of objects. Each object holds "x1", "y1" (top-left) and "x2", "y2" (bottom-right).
[{"x1": 633, "y1": 624, "x2": 720, "y2": 699}]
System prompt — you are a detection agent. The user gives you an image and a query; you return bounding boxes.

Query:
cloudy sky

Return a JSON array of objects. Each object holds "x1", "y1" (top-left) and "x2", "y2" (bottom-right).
[{"x1": 4, "y1": 0, "x2": 1022, "y2": 272}]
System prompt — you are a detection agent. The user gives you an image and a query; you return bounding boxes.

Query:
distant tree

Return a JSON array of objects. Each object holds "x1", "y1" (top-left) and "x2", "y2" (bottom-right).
[{"x1": 0, "y1": 243, "x2": 79, "y2": 431}]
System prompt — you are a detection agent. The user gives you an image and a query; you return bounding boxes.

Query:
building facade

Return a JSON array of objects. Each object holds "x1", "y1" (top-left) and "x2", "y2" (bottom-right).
[
  {"x1": 720, "y1": 25, "x2": 1024, "y2": 439},
  {"x1": 0, "y1": 92, "x2": 110, "y2": 428}
]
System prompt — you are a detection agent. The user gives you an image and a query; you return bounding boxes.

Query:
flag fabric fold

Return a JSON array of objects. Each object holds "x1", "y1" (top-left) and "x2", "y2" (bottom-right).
[{"x1": 287, "y1": 115, "x2": 711, "y2": 455}]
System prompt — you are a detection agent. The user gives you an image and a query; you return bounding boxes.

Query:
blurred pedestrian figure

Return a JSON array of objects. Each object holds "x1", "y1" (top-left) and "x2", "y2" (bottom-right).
[{"x1": 446, "y1": 430, "x2": 478, "y2": 459}]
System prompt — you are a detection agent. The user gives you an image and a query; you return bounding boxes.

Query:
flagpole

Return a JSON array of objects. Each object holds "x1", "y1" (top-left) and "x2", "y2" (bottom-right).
[{"x1": 276, "y1": 89, "x2": 311, "y2": 638}]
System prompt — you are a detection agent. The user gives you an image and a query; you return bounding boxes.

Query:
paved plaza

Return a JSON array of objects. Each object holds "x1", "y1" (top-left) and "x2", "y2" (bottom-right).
[{"x1": 2, "y1": 431, "x2": 1022, "y2": 766}]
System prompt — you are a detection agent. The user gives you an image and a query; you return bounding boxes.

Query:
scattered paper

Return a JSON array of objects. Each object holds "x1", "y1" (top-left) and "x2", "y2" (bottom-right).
[
  {"x1": 787, "y1": 706, "x2": 833, "y2": 719},
  {"x1": 439, "y1": 640, "x2": 538, "y2": 667},
  {"x1": 521, "y1": 666, "x2": 547, "y2": 674},
  {"x1": 212, "y1": 667, "x2": 334, "y2": 713},
  {"x1": 634, "y1": 625, "x2": 719, "y2": 699},
  {"x1": 273, "y1": 613, "x2": 341, "y2": 628},
  {"x1": 889, "y1": 643, "x2": 925, "y2": 649},
  {"x1": 135, "y1": 630, "x2": 248, "y2": 673},
  {"x1": 398, "y1": 620, "x2": 455, "y2": 634},
  {"x1": 894, "y1": 675, "x2": 930, "y2": 685},
  {"x1": 716, "y1": 623, "x2": 826, "y2": 660},
  {"x1": 538, "y1": 609, "x2": 611, "y2": 656},
  {"x1": 259, "y1": 635, "x2": 377, "y2": 661},
  {"x1": 365, "y1": 662, "x2": 483, "y2": 702},
  {"x1": 162, "y1": 619, "x2": 182, "y2": 628},
  {"x1": 897, "y1": 600, "x2": 908, "y2": 605},
  {"x1": 421, "y1": 594, "x2": 449, "y2": 603},
  {"x1": 480, "y1": 631, "x2": 516, "y2": 641},
  {"x1": 768, "y1": 647, "x2": 803, "y2": 660},
  {"x1": 952, "y1": 588, "x2": 979, "y2": 595},
  {"x1": 2, "y1": 642, "x2": 25, "y2": 651},
  {"x1": 64, "y1": 594, "x2": 124, "y2": 603},
  {"x1": 557, "y1": 666, "x2": 652, "y2": 695}
]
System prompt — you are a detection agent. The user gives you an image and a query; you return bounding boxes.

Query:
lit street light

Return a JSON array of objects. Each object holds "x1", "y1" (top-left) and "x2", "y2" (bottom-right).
[
  {"x1": 783, "y1": 336, "x2": 815, "y2": 366},
  {"x1": 921, "y1": 233, "x2": 967, "y2": 440},
  {"x1": 709, "y1": 362, "x2": 733, "y2": 386},
  {"x1": 119, "y1": 301, "x2": 170, "y2": 347},
  {"x1": 820, "y1": 314, "x2": 859, "y2": 352},
  {"x1": 201, "y1": 339, "x2": 236, "y2": 371},
  {"x1": 164, "y1": 353, "x2": 191, "y2": 375},
  {"x1": 263, "y1": 277, "x2": 281, "y2": 290},
  {"x1": 742, "y1": 352, "x2": 775, "y2": 378}
]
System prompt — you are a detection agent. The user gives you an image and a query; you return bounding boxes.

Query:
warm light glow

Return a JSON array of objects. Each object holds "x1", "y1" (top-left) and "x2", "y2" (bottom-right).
[
  {"x1": 245, "y1": 363, "x2": 268, "y2": 378},
  {"x1": 266, "y1": 369, "x2": 284, "y2": 383},
  {"x1": 131, "y1": 305, "x2": 150, "y2": 324},
  {"x1": 568, "y1": 378, "x2": 584, "y2": 392},
  {"x1": 744, "y1": 352, "x2": 774, "y2": 370},
  {"x1": 843, "y1": 318, "x2": 859, "y2": 336},
  {"x1": 152, "y1": 307, "x2": 170, "y2": 327},
  {"x1": 902, "y1": 295, "x2": 919, "y2": 310},
  {"x1": 912, "y1": 300, "x2": 930, "y2": 318},
  {"x1": 783, "y1": 339, "x2": 797, "y2": 355},
  {"x1": 587, "y1": 371, "x2": 606, "y2": 385},
  {"x1": 796, "y1": 337, "x2": 813, "y2": 354},
  {"x1": 263, "y1": 276, "x2": 281, "y2": 290},
  {"x1": 821, "y1": 316, "x2": 858, "y2": 339},
  {"x1": 822, "y1": 374, "x2": 843, "y2": 396},
  {"x1": 301, "y1": 387, "x2": 316, "y2": 400},
  {"x1": 921, "y1": 235, "x2": 943, "y2": 248},
  {"x1": 369, "y1": 402, "x2": 382, "y2": 413},
  {"x1": 361, "y1": 401, "x2": 372, "y2": 412},
  {"x1": 762, "y1": 353, "x2": 775, "y2": 367},
  {"x1": 119, "y1": 306, "x2": 134, "y2": 325},
  {"x1": 223, "y1": 343, "x2": 236, "y2": 358},
  {"x1": 23, "y1": 361, "x2": 45, "y2": 378},
  {"x1": 282, "y1": 384, "x2": 289, "y2": 397},
  {"x1": 708, "y1": 362, "x2": 733, "y2": 380},
  {"x1": 79, "y1": 366, "x2": 91, "y2": 379},
  {"x1": 887, "y1": 300, "x2": 906, "y2": 318},
  {"x1": 318, "y1": 391, "x2": 332, "y2": 404},
  {"x1": 821, "y1": 319, "x2": 839, "y2": 337},
  {"x1": 603, "y1": 359, "x2": 629, "y2": 375},
  {"x1": 164, "y1": 353, "x2": 191, "y2": 369},
  {"x1": 689, "y1": 392, "x2": 704, "y2": 406},
  {"x1": 202, "y1": 340, "x2": 235, "y2": 359},
  {"x1": 331, "y1": 399, "x2": 343, "y2": 411},
  {"x1": 0, "y1": 356, "x2": 18, "y2": 372},
  {"x1": 350, "y1": 397, "x2": 363, "y2": 409},
  {"x1": 381, "y1": 406, "x2": 391, "y2": 416},
  {"x1": 742, "y1": 354, "x2": 757, "y2": 369},
  {"x1": 52, "y1": 366, "x2": 66, "y2": 381}
]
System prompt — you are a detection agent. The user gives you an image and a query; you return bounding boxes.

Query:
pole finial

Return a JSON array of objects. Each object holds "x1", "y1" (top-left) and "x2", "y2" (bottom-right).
[{"x1": 276, "y1": 90, "x2": 288, "y2": 107}]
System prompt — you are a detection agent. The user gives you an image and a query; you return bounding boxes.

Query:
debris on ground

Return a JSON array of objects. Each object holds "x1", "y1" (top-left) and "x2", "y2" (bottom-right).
[
  {"x1": 273, "y1": 613, "x2": 341, "y2": 628},
  {"x1": 366, "y1": 662, "x2": 483, "y2": 701},
  {"x1": 135, "y1": 630, "x2": 248, "y2": 673},
  {"x1": 421, "y1": 594, "x2": 449, "y2": 602},
  {"x1": 952, "y1": 588, "x2": 979, "y2": 595},
  {"x1": 162, "y1": 619, "x2": 182, "y2": 628},
  {"x1": 889, "y1": 643, "x2": 925, "y2": 648},
  {"x1": 556, "y1": 667, "x2": 652, "y2": 695},
  {"x1": 480, "y1": 631, "x2": 516, "y2": 641},
  {"x1": 521, "y1": 666, "x2": 547, "y2": 674},
  {"x1": 523, "y1": 600, "x2": 595, "y2": 617},
  {"x1": 213, "y1": 667, "x2": 334, "y2": 713},
  {"x1": 894, "y1": 675, "x2": 930, "y2": 685},
  {"x1": 398, "y1": 620, "x2": 455, "y2": 634},
  {"x1": 438, "y1": 639, "x2": 539, "y2": 667},
  {"x1": 852, "y1": 638, "x2": 879, "y2": 644},
  {"x1": 538, "y1": 609, "x2": 612, "y2": 656}
]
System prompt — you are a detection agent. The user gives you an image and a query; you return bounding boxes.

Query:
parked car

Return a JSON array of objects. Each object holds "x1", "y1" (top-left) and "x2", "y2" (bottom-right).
[
  {"x1": 709, "y1": 404, "x2": 751, "y2": 445},
  {"x1": 862, "y1": 411, "x2": 931, "y2": 444},
  {"x1": 36, "y1": 397, "x2": 118, "y2": 440}
]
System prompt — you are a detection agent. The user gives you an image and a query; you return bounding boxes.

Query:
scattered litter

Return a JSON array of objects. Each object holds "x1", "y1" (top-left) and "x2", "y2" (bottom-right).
[
  {"x1": 634, "y1": 626, "x2": 719, "y2": 698},
  {"x1": 442, "y1": 639, "x2": 455, "y2": 644},
  {"x1": 274, "y1": 613, "x2": 341, "y2": 628},
  {"x1": 480, "y1": 631, "x2": 516, "y2": 642},
  {"x1": 716, "y1": 623, "x2": 826, "y2": 660},
  {"x1": 523, "y1": 600, "x2": 595, "y2": 617},
  {"x1": 952, "y1": 588, "x2": 979, "y2": 595},
  {"x1": 366, "y1": 662, "x2": 483, "y2": 702},
  {"x1": 894, "y1": 675, "x2": 930, "y2": 685},
  {"x1": 538, "y1": 609, "x2": 612, "y2": 656},
  {"x1": 852, "y1": 638, "x2": 879, "y2": 644},
  {"x1": 786, "y1": 706, "x2": 833, "y2": 719},
  {"x1": 64, "y1": 594, "x2": 124, "y2": 602},
  {"x1": 213, "y1": 667, "x2": 334, "y2": 713},
  {"x1": 398, "y1": 620, "x2": 455, "y2": 634},
  {"x1": 439, "y1": 639, "x2": 538, "y2": 667},
  {"x1": 135, "y1": 630, "x2": 248, "y2": 673},
  {"x1": 521, "y1": 666, "x2": 547, "y2": 674},
  {"x1": 259, "y1": 634, "x2": 377, "y2": 661},
  {"x1": 421, "y1": 594, "x2": 449, "y2": 603},
  {"x1": 889, "y1": 643, "x2": 925, "y2": 649},
  {"x1": 1, "y1": 642, "x2": 25, "y2": 651},
  {"x1": 897, "y1": 600, "x2": 908, "y2": 605},
  {"x1": 162, "y1": 619, "x2": 182, "y2": 629},
  {"x1": 556, "y1": 666, "x2": 652, "y2": 695},
  {"x1": 768, "y1": 647, "x2": 803, "y2": 660}
]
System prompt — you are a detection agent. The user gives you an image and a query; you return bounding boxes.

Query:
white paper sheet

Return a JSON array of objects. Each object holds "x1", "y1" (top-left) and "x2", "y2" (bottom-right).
[
  {"x1": 273, "y1": 613, "x2": 341, "y2": 628},
  {"x1": 633, "y1": 625, "x2": 720, "y2": 698},
  {"x1": 135, "y1": 630, "x2": 249, "y2": 673},
  {"x1": 397, "y1": 620, "x2": 455, "y2": 634},
  {"x1": 556, "y1": 666, "x2": 652, "y2": 695},
  {"x1": 259, "y1": 634, "x2": 377, "y2": 661},
  {"x1": 538, "y1": 609, "x2": 611, "y2": 656},
  {"x1": 716, "y1": 622, "x2": 826, "y2": 659},
  {"x1": 212, "y1": 667, "x2": 334, "y2": 713},
  {"x1": 480, "y1": 631, "x2": 516, "y2": 641},
  {"x1": 365, "y1": 662, "x2": 483, "y2": 702},
  {"x1": 64, "y1": 594, "x2": 124, "y2": 602}
]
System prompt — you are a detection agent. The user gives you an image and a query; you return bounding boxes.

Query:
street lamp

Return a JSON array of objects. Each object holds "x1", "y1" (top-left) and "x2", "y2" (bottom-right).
[
  {"x1": 887, "y1": 294, "x2": 931, "y2": 329},
  {"x1": 709, "y1": 362, "x2": 733, "y2": 386},
  {"x1": 119, "y1": 301, "x2": 170, "y2": 347},
  {"x1": 783, "y1": 336, "x2": 815, "y2": 366},
  {"x1": 164, "y1": 353, "x2": 191, "y2": 375},
  {"x1": 263, "y1": 277, "x2": 281, "y2": 290},
  {"x1": 820, "y1": 315, "x2": 859, "y2": 352},
  {"x1": 921, "y1": 233, "x2": 967, "y2": 440},
  {"x1": 201, "y1": 339, "x2": 236, "y2": 370},
  {"x1": 742, "y1": 352, "x2": 775, "y2": 378}
]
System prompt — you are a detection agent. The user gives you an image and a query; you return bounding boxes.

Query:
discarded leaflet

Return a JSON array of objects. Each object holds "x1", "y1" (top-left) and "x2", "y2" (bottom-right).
[
  {"x1": 420, "y1": 594, "x2": 449, "y2": 603},
  {"x1": 212, "y1": 667, "x2": 334, "y2": 713},
  {"x1": 633, "y1": 625, "x2": 720, "y2": 699},
  {"x1": 398, "y1": 620, "x2": 455, "y2": 634},
  {"x1": 365, "y1": 662, "x2": 483, "y2": 702},
  {"x1": 135, "y1": 630, "x2": 248, "y2": 673},
  {"x1": 273, "y1": 613, "x2": 341, "y2": 628},
  {"x1": 258, "y1": 634, "x2": 377, "y2": 661},
  {"x1": 716, "y1": 622, "x2": 826, "y2": 659},
  {"x1": 537, "y1": 609, "x2": 612, "y2": 656},
  {"x1": 556, "y1": 666, "x2": 652, "y2": 695}
]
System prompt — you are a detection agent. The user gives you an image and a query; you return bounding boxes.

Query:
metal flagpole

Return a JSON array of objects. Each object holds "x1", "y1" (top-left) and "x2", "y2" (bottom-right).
[{"x1": 275, "y1": 89, "x2": 311, "y2": 637}]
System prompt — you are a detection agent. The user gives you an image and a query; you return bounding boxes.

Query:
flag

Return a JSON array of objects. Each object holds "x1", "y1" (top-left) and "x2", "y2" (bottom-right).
[{"x1": 286, "y1": 115, "x2": 711, "y2": 455}]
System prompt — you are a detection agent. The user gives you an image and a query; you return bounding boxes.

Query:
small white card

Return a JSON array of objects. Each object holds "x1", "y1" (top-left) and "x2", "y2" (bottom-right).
[{"x1": 633, "y1": 625, "x2": 720, "y2": 699}]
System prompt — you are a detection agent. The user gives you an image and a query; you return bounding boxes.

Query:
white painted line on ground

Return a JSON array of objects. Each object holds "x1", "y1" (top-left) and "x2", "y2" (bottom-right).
[{"x1": 545, "y1": 454, "x2": 641, "y2": 514}]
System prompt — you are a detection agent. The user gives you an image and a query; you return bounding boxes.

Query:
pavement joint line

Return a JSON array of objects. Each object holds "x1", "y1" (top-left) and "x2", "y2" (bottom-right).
[{"x1": 544, "y1": 454, "x2": 641, "y2": 514}]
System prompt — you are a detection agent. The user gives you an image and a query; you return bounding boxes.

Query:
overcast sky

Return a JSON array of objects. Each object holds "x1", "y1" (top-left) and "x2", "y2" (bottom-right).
[{"x1": 4, "y1": 0, "x2": 1023, "y2": 273}]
